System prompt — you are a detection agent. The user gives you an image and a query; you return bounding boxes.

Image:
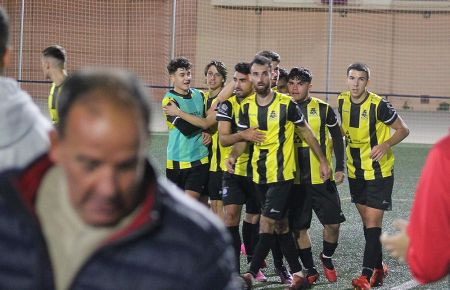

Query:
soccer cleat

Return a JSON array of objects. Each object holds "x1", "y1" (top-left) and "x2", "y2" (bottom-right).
[
  {"x1": 306, "y1": 272, "x2": 319, "y2": 285},
  {"x1": 240, "y1": 243, "x2": 246, "y2": 256},
  {"x1": 320, "y1": 252, "x2": 337, "y2": 282},
  {"x1": 352, "y1": 275, "x2": 371, "y2": 290},
  {"x1": 370, "y1": 262, "x2": 388, "y2": 287},
  {"x1": 255, "y1": 269, "x2": 268, "y2": 282},
  {"x1": 285, "y1": 273, "x2": 309, "y2": 290},
  {"x1": 275, "y1": 265, "x2": 293, "y2": 285}
]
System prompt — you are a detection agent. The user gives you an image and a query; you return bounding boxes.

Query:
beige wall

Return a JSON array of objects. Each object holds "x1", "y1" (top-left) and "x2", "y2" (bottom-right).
[{"x1": 1, "y1": 1, "x2": 449, "y2": 111}]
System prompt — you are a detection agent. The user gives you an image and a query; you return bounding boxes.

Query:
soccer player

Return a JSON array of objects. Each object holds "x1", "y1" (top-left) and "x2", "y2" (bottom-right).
[
  {"x1": 338, "y1": 63, "x2": 409, "y2": 290},
  {"x1": 163, "y1": 60, "x2": 229, "y2": 218},
  {"x1": 256, "y1": 50, "x2": 292, "y2": 283},
  {"x1": 230, "y1": 55, "x2": 331, "y2": 289},
  {"x1": 41, "y1": 45, "x2": 68, "y2": 125},
  {"x1": 276, "y1": 67, "x2": 289, "y2": 94},
  {"x1": 0, "y1": 7, "x2": 51, "y2": 171},
  {"x1": 287, "y1": 67, "x2": 346, "y2": 284},
  {"x1": 162, "y1": 57, "x2": 209, "y2": 201},
  {"x1": 216, "y1": 62, "x2": 266, "y2": 280}
]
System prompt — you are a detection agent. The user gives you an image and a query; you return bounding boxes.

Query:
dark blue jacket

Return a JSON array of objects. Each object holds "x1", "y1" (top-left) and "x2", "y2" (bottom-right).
[{"x1": 0, "y1": 155, "x2": 239, "y2": 290}]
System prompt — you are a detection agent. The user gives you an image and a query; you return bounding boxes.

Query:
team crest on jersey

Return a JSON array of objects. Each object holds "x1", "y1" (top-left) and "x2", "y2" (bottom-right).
[
  {"x1": 269, "y1": 110, "x2": 277, "y2": 120},
  {"x1": 310, "y1": 108, "x2": 318, "y2": 116},
  {"x1": 345, "y1": 131, "x2": 353, "y2": 144},
  {"x1": 361, "y1": 109, "x2": 368, "y2": 119}
]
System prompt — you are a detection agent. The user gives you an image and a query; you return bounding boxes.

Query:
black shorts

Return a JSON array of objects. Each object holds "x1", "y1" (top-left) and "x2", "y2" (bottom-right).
[
  {"x1": 255, "y1": 181, "x2": 293, "y2": 221},
  {"x1": 289, "y1": 181, "x2": 346, "y2": 230},
  {"x1": 208, "y1": 171, "x2": 223, "y2": 201},
  {"x1": 166, "y1": 164, "x2": 209, "y2": 195},
  {"x1": 349, "y1": 176, "x2": 394, "y2": 211},
  {"x1": 222, "y1": 172, "x2": 260, "y2": 214}
]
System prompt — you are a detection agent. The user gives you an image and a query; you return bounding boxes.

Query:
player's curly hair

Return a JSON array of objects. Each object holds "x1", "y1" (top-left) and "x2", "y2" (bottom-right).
[
  {"x1": 288, "y1": 67, "x2": 312, "y2": 83},
  {"x1": 234, "y1": 62, "x2": 251, "y2": 75},
  {"x1": 167, "y1": 57, "x2": 192, "y2": 75}
]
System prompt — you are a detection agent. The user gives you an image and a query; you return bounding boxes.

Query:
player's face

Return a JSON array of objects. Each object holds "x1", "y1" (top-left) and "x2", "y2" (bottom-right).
[
  {"x1": 271, "y1": 61, "x2": 280, "y2": 88},
  {"x1": 288, "y1": 78, "x2": 311, "y2": 102},
  {"x1": 171, "y1": 68, "x2": 192, "y2": 94},
  {"x1": 206, "y1": 65, "x2": 224, "y2": 91},
  {"x1": 276, "y1": 78, "x2": 288, "y2": 94},
  {"x1": 251, "y1": 63, "x2": 272, "y2": 96},
  {"x1": 347, "y1": 69, "x2": 369, "y2": 99},
  {"x1": 233, "y1": 71, "x2": 253, "y2": 98},
  {"x1": 41, "y1": 57, "x2": 50, "y2": 80},
  {"x1": 50, "y1": 99, "x2": 146, "y2": 227}
]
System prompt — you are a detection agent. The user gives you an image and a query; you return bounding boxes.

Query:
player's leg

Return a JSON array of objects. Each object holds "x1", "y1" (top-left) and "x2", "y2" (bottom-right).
[
  {"x1": 313, "y1": 181, "x2": 346, "y2": 283},
  {"x1": 184, "y1": 164, "x2": 209, "y2": 202},
  {"x1": 209, "y1": 171, "x2": 224, "y2": 221}
]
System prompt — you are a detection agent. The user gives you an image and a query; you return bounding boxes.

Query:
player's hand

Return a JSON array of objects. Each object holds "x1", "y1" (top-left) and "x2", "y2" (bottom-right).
[
  {"x1": 380, "y1": 219, "x2": 409, "y2": 263},
  {"x1": 162, "y1": 101, "x2": 180, "y2": 116},
  {"x1": 240, "y1": 127, "x2": 265, "y2": 143},
  {"x1": 202, "y1": 132, "x2": 211, "y2": 146},
  {"x1": 335, "y1": 171, "x2": 345, "y2": 185},
  {"x1": 225, "y1": 157, "x2": 236, "y2": 174},
  {"x1": 319, "y1": 160, "x2": 331, "y2": 181},
  {"x1": 370, "y1": 143, "x2": 390, "y2": 161}
]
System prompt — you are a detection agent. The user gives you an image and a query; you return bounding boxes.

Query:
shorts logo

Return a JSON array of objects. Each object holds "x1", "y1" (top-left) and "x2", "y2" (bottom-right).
[
  {"x1": 382, "y1": 200, "x2": 390, "y2": 205},
  {"x1": 222, "y1": 187, "x2": 228, "y2": 197},
  {"x1": 269, "y1": 208, "x2": 280, "y2": 213}
]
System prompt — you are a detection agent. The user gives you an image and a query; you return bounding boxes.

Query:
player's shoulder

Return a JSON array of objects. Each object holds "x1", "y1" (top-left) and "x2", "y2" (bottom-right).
[
  {"x1": 337, "y1": 91, "x2": 351, "y2": 100},
  {"x1": 240, "y1": 93, "x2": 256, "y2": 105},
  {"x1": 311, "y1": 96, "x2": 330, "y2": 106}
]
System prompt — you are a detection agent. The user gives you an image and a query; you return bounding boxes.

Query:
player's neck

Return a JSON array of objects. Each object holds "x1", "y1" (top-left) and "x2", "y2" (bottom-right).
[
  {"x1": 52, "y1": 70, "x2": 67, "y2": 86},
  {"x1": 351, "y1": 90, "x2": 368, "y2": 104},
  {"x1": 208, "y1": 87, "x2": 222, "y2": 99},
  {"x1": 174, "y1": 87, "x2": 189, "y2": 95},
  {"x1": 256, "y1": 89, "x2": 274, "y2": 106}
]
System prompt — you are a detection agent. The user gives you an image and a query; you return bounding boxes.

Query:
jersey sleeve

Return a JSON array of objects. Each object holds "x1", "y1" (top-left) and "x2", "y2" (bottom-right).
[
  {"x1": 288, "y1": 100, "x2": 305, "y2": 125},
  {"x1": 237, "y1": 103, "x2": 249, "y2": 131},
  {"x1": 407, "y1": 138, "x2": 450, "y2": 284},
  {"x1": 216, "y1": 100, "x2": 233, "y2": 122},
  {"x1": 377, "y1": 99, "x2": 398, "y2": 125},
  {"x1": 325, "y1": 106, "x2": 339, "y2": 128}
]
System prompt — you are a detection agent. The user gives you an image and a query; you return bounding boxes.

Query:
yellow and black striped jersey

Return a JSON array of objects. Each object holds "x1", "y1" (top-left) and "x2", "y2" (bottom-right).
[
  {"x1": 338, "y1": 91, "x2": 398, "y2": 180},
  {"x1": 48, "y1": 83, "x2": 63, "y2": 124},
  {"x1": 294, "y1": 97, "x2": 340, "y2": 184},
  {"x1": 216, "y1": 94, "x2": 254, "y2": 177},
  {"x1": 238, "y1": 92, "x2": 305, "y2": 184},
  {"x1": 203, "y1": 91, "x2": 231, "y2": 172}
]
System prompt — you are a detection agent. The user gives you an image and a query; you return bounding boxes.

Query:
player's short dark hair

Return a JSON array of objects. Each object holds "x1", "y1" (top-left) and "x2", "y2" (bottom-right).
[
  {"x1": 347, "y1": 62, "x2": 370, "y2": 79},
  {"x1": 0, "y1": 7, "x2": 9, "y2": 61},
  {"x1": 288, "y1": 67, "x2": 312, "y2": 83},
  {"x1": 42, "y1": 45, "x2": 66, "y2": 64},
  {"x1": 278, "y1": 67, "x2": 289, "y2": 82},
  {"x1": 57, "y1": 68, "x2": 151, "y2": 138},
  {"x1": 257, "y1": 50, "x2": 281, "y2": 63},
  {"x1": 167, "y1": 57, "x2": 192, "y2": 75},
  {"x1": 204, "y1": 60, "x2": 227, "y2": 82},
  {"x1": 250, "y1": 55, "x2": 272, "y2": 69},
  {"x1": 234, "y1": 62, "x2": 251, "y2": 75}
]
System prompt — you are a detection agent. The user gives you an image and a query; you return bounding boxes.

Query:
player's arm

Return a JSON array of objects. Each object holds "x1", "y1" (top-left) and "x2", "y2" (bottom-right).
[
  {"x1": 327, "y1": 107, "x2": 345, "y2": 184},
  {"x1": 163, "y1": 100, "x2": 216, "y2": 130},
  {"x1": 218, "y1": 121, "x2": 265, "y2": 147},
  {"x1": 225, "y1": 141, "x2": 247, "y2": 174},
  {"x1": 371, "y1": 101, "x2": 410, "y2": 161},
  {"x1": 162, "y1": 97, "x2": 201, "y2": 136}
]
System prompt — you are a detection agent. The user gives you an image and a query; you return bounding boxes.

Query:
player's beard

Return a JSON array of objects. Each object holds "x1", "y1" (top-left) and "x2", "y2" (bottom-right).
[{"x1": 254, "y1": 82, "x2": 270, "y2": 96}]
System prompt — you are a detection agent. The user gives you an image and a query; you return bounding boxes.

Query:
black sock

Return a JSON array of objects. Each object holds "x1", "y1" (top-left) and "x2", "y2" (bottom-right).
[
  {"x1": 321, "y1": 241, "x2": 338, "y2": 269},
  {"x1": 363, "y1": 227, "x2": 382, "y2": 277},
  {"x1": 271, "y1": 236, "x2": 284, "y2": 269},
  {"x1": 227, "y1": 226, "x2": 241, "y2": 272},
  {"x1": 251, "y1": 223, "x2": 260, "y2": 254},
  {"x1": 249, "y1": 233, "x2": 275, "y2": 275},
  {"x1": 299, "y1": 247, "x2": 315, "y2": 269},
  {"x1": 375, "y1": 251, "x2": 383, "y2": 269},
  {"x1": 242, "y1": 221, "x2": 252, "y2": 256},
  {"x1": 278, "y1": 232, "x2": 302, "y2": 273}
]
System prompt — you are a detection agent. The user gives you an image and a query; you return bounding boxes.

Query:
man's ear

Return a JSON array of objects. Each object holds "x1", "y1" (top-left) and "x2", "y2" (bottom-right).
[
  {"x1": 48, "y1": 129, "x2": 61, "y2": 163},
  {"x1": 1, "y1": 47, "x2": 10, "y2": 68}
]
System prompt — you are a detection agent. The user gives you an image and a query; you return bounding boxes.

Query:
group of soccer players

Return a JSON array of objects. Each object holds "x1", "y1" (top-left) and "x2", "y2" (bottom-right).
[{"x1": 161, "y1": 51, "x2": 410, "y2": 290}]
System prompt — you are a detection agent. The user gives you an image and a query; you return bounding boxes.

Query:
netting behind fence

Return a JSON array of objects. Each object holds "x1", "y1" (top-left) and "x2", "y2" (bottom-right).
[{"x1": 1, "y1": 0, "x2": 449, "y2": 143}]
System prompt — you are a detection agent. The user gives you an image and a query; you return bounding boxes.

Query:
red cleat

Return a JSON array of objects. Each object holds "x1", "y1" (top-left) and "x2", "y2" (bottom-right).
[
  {"x1": 320, "y1": 253, "x2": 337, "y2": 282},
  {"x1": 306, "y1": 272, "x2": 319, "y2": 285},
  {"x1": 352, "y1": 275, "x2": 371, "y2": 290},
  {"x1": 370, "y1": 262, "x2": 388, "y2": 287}
]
